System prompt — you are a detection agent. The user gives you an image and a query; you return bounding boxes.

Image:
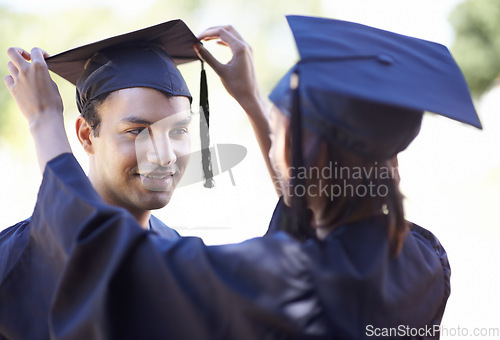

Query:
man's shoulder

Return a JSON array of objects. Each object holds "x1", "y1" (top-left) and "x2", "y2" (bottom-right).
[
  {"x1": 0, "y1": 218, "x2": 31, "y2": 244},
  {"x1": 0, "y1": 219, "x2": 31, "y2": 281},
  {"x1": 149, "y1": 215, "x2": 180, "y2": 240}
]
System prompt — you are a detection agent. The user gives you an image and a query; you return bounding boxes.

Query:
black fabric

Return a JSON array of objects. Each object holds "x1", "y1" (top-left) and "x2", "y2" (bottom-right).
[
  {"x1": 149, "y1": 215, "x2": 180, "y2": 239},
  {"x1": 200, "y1": 61, "x2": 214, "y2": 188},
  {"x1": 14, "y1": 153, "x2": 451, "y2": 339},
  {"x1": 74, "y1": 45, "x2": 191, "y2": 113},
  {"x1": 0, "y1": 209, "x2": 179, "y2": 339},
  {"x1": 45, "y1": 19, "x2": 199, "y2": 85}
]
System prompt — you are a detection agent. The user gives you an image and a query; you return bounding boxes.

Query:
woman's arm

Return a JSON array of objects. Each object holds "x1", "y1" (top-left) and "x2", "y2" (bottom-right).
[
  {"x1": 194, "y1": 27, "x2": 280, "y2": 194},
  {"x1": 4, "y1": 47, "x2": 72, "y2": 172}
]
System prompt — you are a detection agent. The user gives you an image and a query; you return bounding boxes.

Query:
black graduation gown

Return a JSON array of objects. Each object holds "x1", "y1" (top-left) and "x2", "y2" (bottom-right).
[
  {"x1": 0, "y1": 204, "x2": 179, "y2": 339},
  {"x1": 5, "y1": 154, "x2": 451, "y2": 339}
]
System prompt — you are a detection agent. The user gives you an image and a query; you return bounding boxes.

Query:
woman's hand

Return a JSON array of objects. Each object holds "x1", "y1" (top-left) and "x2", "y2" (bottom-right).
[
  {"x1": 4, "y1": 47, "x2": 71, "y2": 171},
  {"x1": 4, "y1": 47, "x2": 63, "y2": 127},
  {"x1": 195, "y1": 26, "x2": 281, "y2": 195},
  {"x1": 195, "y1": 25, "x2": 262, "y2": 112}
]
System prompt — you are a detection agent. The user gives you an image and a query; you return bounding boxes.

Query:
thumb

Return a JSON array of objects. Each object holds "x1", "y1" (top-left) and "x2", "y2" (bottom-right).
[{"x1": 194, "y1": 43, "x2": 224, "y2": 76}]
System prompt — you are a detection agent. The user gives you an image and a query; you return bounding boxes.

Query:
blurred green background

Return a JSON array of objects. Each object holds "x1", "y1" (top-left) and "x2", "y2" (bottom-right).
[{"x1": 0, "y1": 0, "x2": 499, "y2": 338}]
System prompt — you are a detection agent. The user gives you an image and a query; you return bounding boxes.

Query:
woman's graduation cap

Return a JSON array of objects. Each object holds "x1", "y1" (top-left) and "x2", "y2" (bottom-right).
[
  {"x1": 45, "y1": 19, "x2": 214, "y2": 187},
  {"x1": 269, "y1": 15, "x2": 482, "y2": 238}
]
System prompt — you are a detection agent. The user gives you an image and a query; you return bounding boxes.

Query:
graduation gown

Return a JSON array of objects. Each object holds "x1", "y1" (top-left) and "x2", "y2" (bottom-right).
[
  {"x1": 0, "y1": 202, "x2": 179, "y2": 339},
  {"x1": 4, "y1": 153, "x2": 450, "y2": 339}
]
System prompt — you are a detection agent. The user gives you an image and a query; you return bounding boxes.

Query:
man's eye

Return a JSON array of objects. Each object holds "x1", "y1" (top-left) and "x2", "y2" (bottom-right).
[
  {"x1": 170, "y1": 128, "x2": 188, "y2": 136},
  {"x1": 127, "y1": 128, "x2": 146, "y2": 135}
]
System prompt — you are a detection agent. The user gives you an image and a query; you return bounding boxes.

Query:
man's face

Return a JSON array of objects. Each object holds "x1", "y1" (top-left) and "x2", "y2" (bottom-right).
[{"x1": 88, "y1": 87, "x2": 191, "y2": 214}]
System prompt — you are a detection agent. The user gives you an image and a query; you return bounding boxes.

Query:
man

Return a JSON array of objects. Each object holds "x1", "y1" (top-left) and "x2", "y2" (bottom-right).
[{"x1": 0, "y1": 20, "x2": 204, "y2": 339}]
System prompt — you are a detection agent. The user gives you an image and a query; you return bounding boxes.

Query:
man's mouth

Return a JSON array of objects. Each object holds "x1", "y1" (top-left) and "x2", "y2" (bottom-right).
[
  {"x1": 139, "y1": 173, "x2": 174, "y2": 180},
  {"x1": 137, "y1": 171, "x2": 176, "y2": 191}
]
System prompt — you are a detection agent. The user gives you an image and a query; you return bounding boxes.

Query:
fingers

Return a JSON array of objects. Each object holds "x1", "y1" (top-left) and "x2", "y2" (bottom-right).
[
  {"x1": 221, "y1": 25, "x2": 244, "y2": 42},
  {"x1": 198, "y1": 25, "x2": 245, "y2": 43},
  {"x1": 3, "y1": 75, "x2": 14, "y2": 89},
  {"x1": 5, "y1": 46, "x2": 54, "y2": 100},
  {"x1": 197, "y1": 26, "x2": 252, "y2": 73},
  {"x1": 7, "y1": 47, "x2": 30, "y2": 69},
  {"x1": 193, "y1": 43, "x2": 224, "y2": 75},
  {"x1": 216, "y1": 40, "x2": 229, "y2": 47},
  {"x1": 7, "y1": 61, "x2": 18, "y2": 77},
  {"x1": 30, "y1": 47, "x2": 49, "y2": 66},
  {"x1": 32, "y1": 47, "x2": 50, "y2": 59},
  {"x1": 17, "y1": 48, "x2": 31, "y2": 61},
  {"x1": 198, "y1": 27, "x2": 242, "y2": 50}
]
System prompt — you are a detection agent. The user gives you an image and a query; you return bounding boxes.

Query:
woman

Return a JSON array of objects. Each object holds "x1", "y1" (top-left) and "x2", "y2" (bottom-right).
[{"x1": 3, "y1": 15, "x2": 480, "y2": 339}]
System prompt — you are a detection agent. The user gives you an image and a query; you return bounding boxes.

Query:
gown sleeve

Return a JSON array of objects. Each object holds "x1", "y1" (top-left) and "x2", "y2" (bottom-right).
[
  {"x1": 36, "y1": 154, "x2": 320, "y2": 339},
  {"x1": 149, "y1": 214, "x2": 181, "y2": 240}
]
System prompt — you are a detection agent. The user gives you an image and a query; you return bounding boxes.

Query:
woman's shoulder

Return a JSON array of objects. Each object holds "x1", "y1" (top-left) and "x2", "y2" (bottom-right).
[
  {"x1": 408, "y1": 222, "x2": 447, "y2": 255},
  {"x1": 407, "y1": 221, "x2": 451, "y2": 286}
]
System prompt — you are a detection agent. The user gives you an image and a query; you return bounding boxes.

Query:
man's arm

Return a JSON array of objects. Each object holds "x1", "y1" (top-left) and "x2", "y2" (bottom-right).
[
  {"x1": 194, "y1": 27, "x2": 280, "y2": 194},
  {"x1": 4, "y1": 47, "x2": 72, "y2": 172}
]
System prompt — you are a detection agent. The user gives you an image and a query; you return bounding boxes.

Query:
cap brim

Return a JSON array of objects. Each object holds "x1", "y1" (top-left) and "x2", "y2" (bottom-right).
[
  {"x1": 286, "y1": 15, "x2": 482, "y2": 129},
  {"x1": 46, "y1": 19, "x2": 199, "y2": 85}
]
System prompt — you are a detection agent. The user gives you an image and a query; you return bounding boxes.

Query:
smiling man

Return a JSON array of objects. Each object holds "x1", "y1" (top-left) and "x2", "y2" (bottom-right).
[
  {"x1": 48, "y1": 20, "x2": 204, "y2": 232},
  {"x1": 0, "y1": 20, "x2": 202, "y2": 339},
  {"x1": 76, "y1": 86, "x2": 191, "y2": 229}
]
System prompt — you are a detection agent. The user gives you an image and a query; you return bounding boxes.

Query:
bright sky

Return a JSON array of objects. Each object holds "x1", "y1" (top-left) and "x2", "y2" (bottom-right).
[
  {"x1": 0, "y1": 0, "x2": 464, "y2": 45},
  {"x1": 322, "y1": 0, "x2": 464, "y2": 45}
]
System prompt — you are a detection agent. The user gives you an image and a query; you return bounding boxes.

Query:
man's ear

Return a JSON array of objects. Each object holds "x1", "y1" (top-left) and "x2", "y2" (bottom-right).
[{"x1": 76, "y1": 116, "x2": 94, "y2": 154}]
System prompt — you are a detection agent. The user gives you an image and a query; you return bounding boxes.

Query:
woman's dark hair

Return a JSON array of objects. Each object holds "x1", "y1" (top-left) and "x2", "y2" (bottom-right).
[
  {"x1": 287, "y1": 129, "x2": 409, "y2": 256},
  {"x1": 80, "y1": 92, "x2": 112, "y2": 137}
]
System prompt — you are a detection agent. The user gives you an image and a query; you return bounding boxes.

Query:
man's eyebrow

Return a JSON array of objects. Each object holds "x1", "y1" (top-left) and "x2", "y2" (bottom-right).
[
  {"x1": 120, "y1": 116, "x2": 152, "y2": 125},
  {"x1": 174, "y1": 116, "x2": 192, "y2": 127},
  {"x1": 119, "y1": 115, "x2": 192, "y2": 126}
]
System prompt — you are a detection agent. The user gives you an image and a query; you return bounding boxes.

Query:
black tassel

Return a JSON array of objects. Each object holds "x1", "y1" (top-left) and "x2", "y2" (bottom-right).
[
  {"x1": 200, "y1": 61, "x2": 214, "y2": 188},
  {"x1": 288, "y1": 70, "x2": 314, "y2": 240}
]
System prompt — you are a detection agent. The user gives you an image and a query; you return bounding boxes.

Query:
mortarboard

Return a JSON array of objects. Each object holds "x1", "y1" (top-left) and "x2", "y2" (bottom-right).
[
  {"x1": 268, "y1": 15, "x2": 482, "y2": 238},
  {"x1": 45, "y1": 19, "x2": 214, "y2": 187},
  {"x1": 269, "y1": 15, "x2": 482, "y2": 161}
]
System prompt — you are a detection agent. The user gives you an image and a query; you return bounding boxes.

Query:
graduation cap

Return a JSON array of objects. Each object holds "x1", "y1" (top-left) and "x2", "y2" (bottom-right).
[
  {"x1": 268, "y1": 15, "x2": 481, "y2": 238},
  {"x1": 46, "y1": 19, "x2": 214, "y2": 187}
]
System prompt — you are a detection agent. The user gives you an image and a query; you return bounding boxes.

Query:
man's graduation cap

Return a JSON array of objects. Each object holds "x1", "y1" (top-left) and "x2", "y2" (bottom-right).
[
  {"x1": 46, "y1": 19, "x2": 214, "y2": 187},
  {"x1": 269, "y1": 15, "x2": 481, "y2": 238}
]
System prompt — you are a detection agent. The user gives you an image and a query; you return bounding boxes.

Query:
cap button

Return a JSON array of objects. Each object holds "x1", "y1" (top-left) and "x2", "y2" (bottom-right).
[{"x1": 377, "y1": 54, "x2": 394, "y2": 65}]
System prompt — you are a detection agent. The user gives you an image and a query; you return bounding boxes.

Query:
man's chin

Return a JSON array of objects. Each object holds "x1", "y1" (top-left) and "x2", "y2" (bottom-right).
[
  {"x1": 135, "y1": 190, "x2": 173, "y2": 211},
  {"x1": 147, "y1": 203, "x2": 169, "y2": 210}
]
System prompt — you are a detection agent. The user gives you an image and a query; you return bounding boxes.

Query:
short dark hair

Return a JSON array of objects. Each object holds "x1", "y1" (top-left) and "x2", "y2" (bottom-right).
[{"x1": 80, "y1": 92, "x2": 111, "y2": 137}]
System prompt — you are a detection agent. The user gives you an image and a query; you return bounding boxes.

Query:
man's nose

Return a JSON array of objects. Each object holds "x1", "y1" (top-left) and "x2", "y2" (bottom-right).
[{"x1": 147, "y1": 131, "x2": 176, "y2": 167}]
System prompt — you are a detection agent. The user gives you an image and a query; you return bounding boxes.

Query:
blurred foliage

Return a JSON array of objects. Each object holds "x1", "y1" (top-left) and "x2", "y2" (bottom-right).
[
  {"x1": 450, "y1": 0, "x2": 500, "y2": 98},
  {"x1": 0, "y1": 5, "x2": 118, "y2": 144},
  {"x1": 0, "y1": 8, "x2": 35, "y2": 141}
]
